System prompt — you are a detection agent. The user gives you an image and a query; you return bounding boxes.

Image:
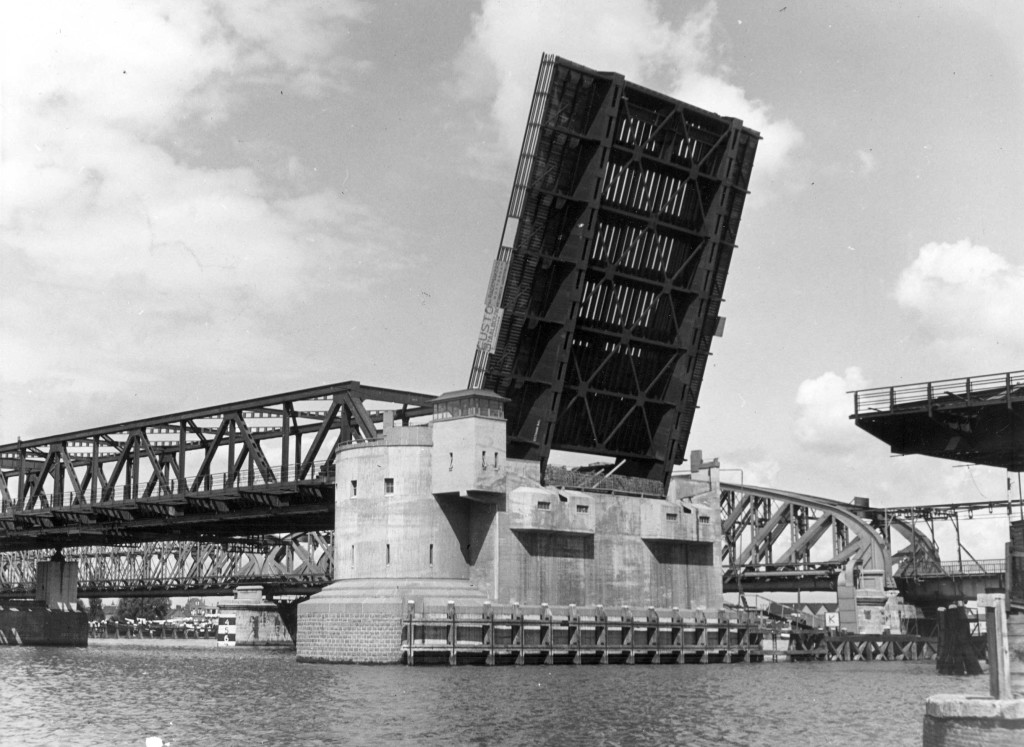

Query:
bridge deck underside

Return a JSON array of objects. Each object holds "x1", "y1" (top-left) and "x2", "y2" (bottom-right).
[
  {"x1": 0, "y1": 483, "x2": 334, "y2": 552},
  {"x1": 471, "y1": 55, "x2": 759, "y2": 483},
  {"x1": 853, "y1": 372, "x2": 1024, "y2": 470}
]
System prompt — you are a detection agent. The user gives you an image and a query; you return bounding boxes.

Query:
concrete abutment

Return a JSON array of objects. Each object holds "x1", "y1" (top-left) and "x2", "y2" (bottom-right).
[
  {"x1": 0, "y1": 560, "x2": 87, "y2": 647},
  {"x1": 296, "y1": 390, "x2": 723, "y2": 663}
]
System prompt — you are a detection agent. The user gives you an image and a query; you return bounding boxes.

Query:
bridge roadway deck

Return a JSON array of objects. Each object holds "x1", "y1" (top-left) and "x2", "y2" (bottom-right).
[
  {"x1": 0, "y1": 381, "x2": 434, "y2": 552},
  {"x1": 0, "y1": 481, "x2": 334, "y2": 552}
]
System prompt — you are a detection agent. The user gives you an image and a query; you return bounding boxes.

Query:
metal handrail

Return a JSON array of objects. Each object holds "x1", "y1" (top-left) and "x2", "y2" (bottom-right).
[
  {"x1": 852, "y1": 370, "x2": 1024, "y2": 416},
  {"x1": 910, "y1": 559, "x2": 1005, "y2": 578}
]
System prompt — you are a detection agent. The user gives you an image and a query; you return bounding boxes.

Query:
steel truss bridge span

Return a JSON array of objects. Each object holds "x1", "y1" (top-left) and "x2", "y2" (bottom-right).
[
  {"x1": 0, "y1": 382, "x2": 435, "y2": 552},
  {"x1": 721, "y1": 483, "x2": 1016, "y2": 598},
  {"x1": 722, "y1": 483, "x2": 899, "y2": 593},
  {"x1": 0, "y1": 483, "x2": 1007, "y2": 600},
  {"x1": 0, "y1": 532, "x2": 333, "y2": 600}
]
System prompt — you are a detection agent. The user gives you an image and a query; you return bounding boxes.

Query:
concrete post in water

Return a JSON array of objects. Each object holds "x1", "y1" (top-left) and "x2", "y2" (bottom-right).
[
  {"x1": 979, "y1": 594, "x2": 1011, "y2": 699},
  {"x1": 1009, "y1": 609, "x2": 1024, "y2": 699},
  {"x1": 922, "y1": 575, "x2": 1024, "y2": 743},
  {"x1": 218, "y1": 586, "x2": 293, "y2": 647}
]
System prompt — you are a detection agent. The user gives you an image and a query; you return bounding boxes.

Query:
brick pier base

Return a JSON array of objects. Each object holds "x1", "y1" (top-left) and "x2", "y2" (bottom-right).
[{"x1": 295, "y1": 578, "x2": 486, "y2": 663}]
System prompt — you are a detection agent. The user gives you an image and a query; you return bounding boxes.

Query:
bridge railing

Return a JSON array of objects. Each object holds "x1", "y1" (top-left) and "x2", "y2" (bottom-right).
[
  {"x1": 908, "y1": 559, "x2": 1005, "y2": 578},
  {"x1": 853, "y1": 370, "x2": 1024, "y2": 416}
]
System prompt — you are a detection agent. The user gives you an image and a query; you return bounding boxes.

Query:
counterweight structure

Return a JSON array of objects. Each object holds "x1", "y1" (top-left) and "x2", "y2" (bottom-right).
[{"x1": 469, "y1": 55, "x2": 759, "y2": 484}]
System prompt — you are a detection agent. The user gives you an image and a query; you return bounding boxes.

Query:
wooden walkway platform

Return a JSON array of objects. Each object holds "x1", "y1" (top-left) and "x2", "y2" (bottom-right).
[{"x1": 401, "y1": 602, "x2": 938, "y2": 666}]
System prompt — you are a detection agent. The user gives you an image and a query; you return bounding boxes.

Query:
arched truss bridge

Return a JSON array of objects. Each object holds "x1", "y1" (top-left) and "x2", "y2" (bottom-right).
[{"x1": 721, "y1": 482, "x2": 951, "y2": 593}]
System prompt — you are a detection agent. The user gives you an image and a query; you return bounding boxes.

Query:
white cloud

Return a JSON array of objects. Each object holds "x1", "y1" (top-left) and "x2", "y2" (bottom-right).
[
  {"x1": 895, "y1": 239, "x2": 1024, "y2": 361},
  {"x1": 733, "y1": 458, "x2": 781, "y2": 488},
  {"x1": 0, "y1": 1, "x2": 403, "y2": 440},
  {"x1": 458, "y1": 0, "x2": 801, "y2": 180},
  {"x1": 855, "y1": 148, "x2": 877, "y2": 175},
  {"x1": 794, "y1": 367, "x2": 870, "y2": 451}
]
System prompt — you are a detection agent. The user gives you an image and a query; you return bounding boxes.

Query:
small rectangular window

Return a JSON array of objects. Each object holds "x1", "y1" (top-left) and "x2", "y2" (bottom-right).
[
  {"x1": 576, "y1": 505, "x2": 589, "y2": 514},
  {"x1": 384, "y1": 478, "x2": 394, "y2": 494},
  {"x1": 350, "y1": 480, "x2": 357, "y2": 497},
  {"x1": 699, "y1": 516, "x2": 710, "y2": 525},
  {"x1": 481, "y1": 450, "x2": 487, "y2": 470},
  {"x1": 666, "y1": 513, "x2": 678, "y2": 522},
  {"x1": 537, "y1": 501, "x2": 551, "y2": 510}
]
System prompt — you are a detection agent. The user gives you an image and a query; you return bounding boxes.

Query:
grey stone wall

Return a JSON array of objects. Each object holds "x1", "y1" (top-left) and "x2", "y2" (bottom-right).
[{"x1": 296, "y1": 607, "x2": 403, "y2": 663}]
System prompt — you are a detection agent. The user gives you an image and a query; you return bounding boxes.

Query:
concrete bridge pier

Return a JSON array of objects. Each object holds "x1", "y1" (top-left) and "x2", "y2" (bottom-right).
[
  {"x1": 837, "y1": 567, "x2": 903, "y2": 634},
  {"x1": 218, "y1": 585, "x2": 294, "y2": 646},
  {"x1": 0, "y1": 558, "x2": 88, "y2": 646},
  {"x1": 295, "y1": 389, "x2": 725, "y2": 664}
]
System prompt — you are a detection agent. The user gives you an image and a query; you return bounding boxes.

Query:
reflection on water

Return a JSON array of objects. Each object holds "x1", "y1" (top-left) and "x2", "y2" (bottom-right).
[{"x1": 1, "y1": 639, "x2": 985, "y2": 746}]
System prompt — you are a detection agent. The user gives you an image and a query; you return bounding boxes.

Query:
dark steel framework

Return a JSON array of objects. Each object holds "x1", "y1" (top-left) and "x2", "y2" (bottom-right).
[
  {"x1": 721, "y1": 483, "x2": 893, "y2": 593},
  {"x1": 852, "y1": 370, "x2": 1024, "y2": 471},
  {"x1": 469, "y1": 54, "x2": 759, "y2": 484},
  {"x1": 0, "y1": 531, "x2": 332, "y2": 599},
  {"x1": 0, "y1": 383, "x2": 434, "y2": 551},
  {"x1": 721, "y1": 483, "x2": 1010, "y2": 596}
]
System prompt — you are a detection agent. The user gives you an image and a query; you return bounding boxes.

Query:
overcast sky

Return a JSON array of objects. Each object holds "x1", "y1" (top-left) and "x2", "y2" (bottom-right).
[{"x1": 3, "y1": 1, "x2": 1022, "y2": 554}]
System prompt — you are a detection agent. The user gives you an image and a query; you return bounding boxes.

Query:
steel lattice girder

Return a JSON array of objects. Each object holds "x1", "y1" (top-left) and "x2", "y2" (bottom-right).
[
  {"x1": 720, "y1": 484, "x2": 893, "y2": 593},
  {"x1": 469, "y1": 54, "x2": 759, "y2": 484},
  {"x1": 0, "y1": 383, "x2": 434, "y2": 551},
  {"x1": 0, "y1": 532, "x2": 334, "y2": 598}
]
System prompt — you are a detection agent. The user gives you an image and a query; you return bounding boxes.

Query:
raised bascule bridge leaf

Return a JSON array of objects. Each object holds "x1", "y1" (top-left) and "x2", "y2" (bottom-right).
[{"x1": 469, "y1": 54, "x2": 759, "y2": 487}]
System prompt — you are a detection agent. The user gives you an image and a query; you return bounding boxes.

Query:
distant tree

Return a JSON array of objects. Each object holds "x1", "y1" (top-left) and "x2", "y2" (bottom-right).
[
  {"x1": 88, "y1": 597, "x2": 105, "y2": 621},
  {"x1": 116, "y1": 597, "x2": 171, "y2": 621}
]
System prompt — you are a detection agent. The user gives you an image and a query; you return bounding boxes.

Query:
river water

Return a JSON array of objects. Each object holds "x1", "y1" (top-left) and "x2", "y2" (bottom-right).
[{"x1": 1, "y1": 639, "x2": 985, "y2": 746}]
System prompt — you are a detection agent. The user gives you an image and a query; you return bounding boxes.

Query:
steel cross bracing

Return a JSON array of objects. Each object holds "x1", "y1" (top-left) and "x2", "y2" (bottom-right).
[
  {"x1": 470, "y1": 55, "x2": 759, "y2": 485},
  {"x1": 0, "y1": 532, "x2": 333, "y2": 599},
  {"x1": 721, "y1": 483, "x2": 897, "y2": 593},
  {"x1": 0, "y1": 382, "x2": 435, "y2": 551},
  {"x1": 719, "y1": 484, "x2": 1016, "y2": 594}
]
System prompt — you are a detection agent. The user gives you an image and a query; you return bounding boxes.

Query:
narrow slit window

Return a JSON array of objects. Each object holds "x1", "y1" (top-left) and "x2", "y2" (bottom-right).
[
  {"x1": 386, "y1": 543, "x2": 391, "y2": 565},
  {"x1": 350, "y1": 480, "x2": 357, "y2": 497},
  {"x1": 429, "y1": 544, "x2": 434, "y2": 566}
]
